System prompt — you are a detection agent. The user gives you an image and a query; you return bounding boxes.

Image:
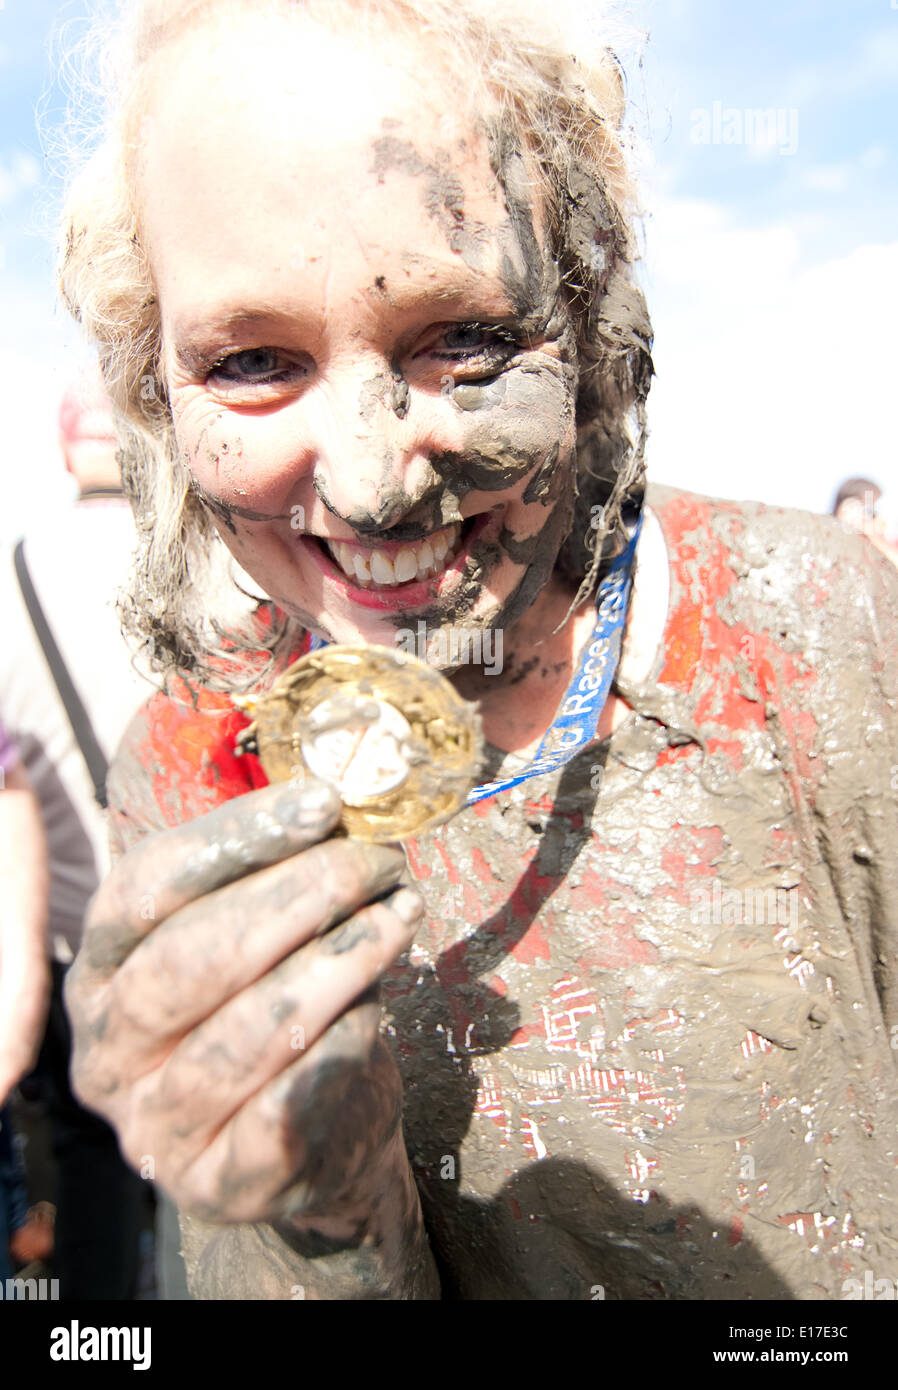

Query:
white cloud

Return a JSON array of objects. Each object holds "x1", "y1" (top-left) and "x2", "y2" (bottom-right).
[
  {"x1": 859, "y1": 143, "x2": 889, "y2": 171},
  {"x1": 799, "y1": 163, "x2": 851, "y2": 194},
  {"x1": 797, "y1": 142, "x2": 889, "y2": 195},
  {"x1": 639, "y1": 192, "x2": 898, "y2": 529}
]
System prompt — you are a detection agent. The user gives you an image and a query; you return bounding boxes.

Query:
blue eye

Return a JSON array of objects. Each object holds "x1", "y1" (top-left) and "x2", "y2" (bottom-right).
[
  {"x1": 444, "y1": 324, "x2": 489, "y2": 351},
  {"x1": 209, "y1": 348, "x2": 308, "y2": 385},
  {"x1": 236, "y1": 349, "x2": 278, "y2": 376},
  {"x1": 437, "y1": 323, "x2": 517, "y2": 359}
]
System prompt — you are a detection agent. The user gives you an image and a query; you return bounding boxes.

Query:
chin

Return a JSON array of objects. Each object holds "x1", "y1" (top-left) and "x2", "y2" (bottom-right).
[{"x1": 315, "y1": 590, "x2": 508, "y2": 653}]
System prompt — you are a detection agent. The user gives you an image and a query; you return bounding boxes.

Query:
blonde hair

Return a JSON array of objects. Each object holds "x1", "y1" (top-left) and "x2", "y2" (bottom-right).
[{"x1": 58, "y1": 0, "x2": 654, "y2": 691}]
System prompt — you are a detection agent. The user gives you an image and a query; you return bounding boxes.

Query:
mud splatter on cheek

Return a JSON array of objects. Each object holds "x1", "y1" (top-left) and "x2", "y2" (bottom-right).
[
  {"x1": 193, "y1": 483, "x2": 239, "y2": 535},
  {"x1": 357, "y1": 367, "x2": 409, "y2": 422},
  {"x1": 389, "y1": 362, "x2": 410, "y2": 419},
  {"x1": 388, "y1": 320, "x2": 579, "y2": 633},
  {"x1": 401, "y1": 396, "x2": 577, "y2": 637},
  {"x1": 433, "y1": 334, "x2": 577, "y2": 495},
  {"x1": 521, "y1": 444, "x2": 560, "y2": 504},
  {"x1": 188, "y1": 476, "x2": 293, "y2": 530},
  {"x1": 171, "y1": 400, "x2": 287, "y2": 533},
  {"x1": 358, "y1": 374, "x2": 389, "y2": 424},
  {"x1": 452, "y1": 380, "x2": 507, "y2": 412},
  {"x1": 405, "y1": 458, "x2": 575, "y2": 637}
]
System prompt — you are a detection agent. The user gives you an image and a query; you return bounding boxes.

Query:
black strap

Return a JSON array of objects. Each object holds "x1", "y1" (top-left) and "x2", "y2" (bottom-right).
[
  {"x1": 78, "y1": 486, "x2": 124, "y2": 502},
  {"x1": 13, "y1": 539, "x2": 109, "y2": 808}
]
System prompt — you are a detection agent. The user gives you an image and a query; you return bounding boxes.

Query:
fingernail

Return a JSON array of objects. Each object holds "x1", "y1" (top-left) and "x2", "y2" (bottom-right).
[{"x1": 389, "y1": 888, "x2": 426, "y2": 926}]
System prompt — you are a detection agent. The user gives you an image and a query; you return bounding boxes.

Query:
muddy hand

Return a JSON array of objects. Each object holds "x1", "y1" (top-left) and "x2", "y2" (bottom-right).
[{"x1": 64, "y1": 778, "x2": 423, "y2": 1224}]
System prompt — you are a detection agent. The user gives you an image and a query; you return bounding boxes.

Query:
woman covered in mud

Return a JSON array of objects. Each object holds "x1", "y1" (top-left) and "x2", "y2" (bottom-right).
[{"x1": 63, "y1": 0, "x2": 898, "y2": 1300}]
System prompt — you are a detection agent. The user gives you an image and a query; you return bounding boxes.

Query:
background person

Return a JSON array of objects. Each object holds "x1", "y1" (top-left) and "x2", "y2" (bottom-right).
[
  {"x1": 832, "y1": 476, "x2": 898, "y2": 568},
  {"x1": 0, "y1": 720, "x2": 50, "y2": 1106},
  {"x1": 0, "y1": 371, "x2": 155, "y2": 1298},
  {"x1": 0, "y1": 720, "x2": 52, "y2": 1283},
  {"x1": 0, "y1": 1106, "x2": 31, "y2": 1286}
]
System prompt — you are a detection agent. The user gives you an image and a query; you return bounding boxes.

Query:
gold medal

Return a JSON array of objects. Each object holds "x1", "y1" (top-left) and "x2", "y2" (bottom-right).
[{"x1": 234, "y1": 645, "x2": 482, "y2": 841}]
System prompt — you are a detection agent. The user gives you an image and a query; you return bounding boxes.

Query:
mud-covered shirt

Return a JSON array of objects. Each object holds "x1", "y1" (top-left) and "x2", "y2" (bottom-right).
[{"x1": 106, "y1": 484, "x2": 898, "y2": 1300}]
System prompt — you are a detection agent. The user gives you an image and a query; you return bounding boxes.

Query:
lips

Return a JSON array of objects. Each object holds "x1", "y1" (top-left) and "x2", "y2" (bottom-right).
[
  {"x1": 304, "y1": 513, "x2": 491, "y2": 612},
  {"x1": 324, "y1": 522, "x2": 462, "y2": 588}
]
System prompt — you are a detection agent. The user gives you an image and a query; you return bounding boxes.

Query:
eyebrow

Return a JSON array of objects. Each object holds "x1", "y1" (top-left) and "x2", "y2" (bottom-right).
[
  {"x1": 384, "y1": 257, "x2": 516, "y2": 315},
  {"x1": 170, "y1": 309, "x2": 302, "y2": 370},
  {"x1": 170, "y1": 271, "x2": 522, "y2": 372}
]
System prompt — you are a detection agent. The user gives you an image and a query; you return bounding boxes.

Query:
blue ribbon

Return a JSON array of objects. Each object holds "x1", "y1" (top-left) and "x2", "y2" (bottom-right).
[
  {"x1": 467, "y1": 515, "x2": 642, "y2": 803},
  {"x1": 306, "y1": 514, "x2": 642, "y2": 806}
]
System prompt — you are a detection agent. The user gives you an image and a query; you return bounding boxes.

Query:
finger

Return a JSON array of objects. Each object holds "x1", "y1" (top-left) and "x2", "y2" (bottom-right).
[
  {"x1": 80, "y1": 778, "x2": 343, "y2": 978},
  {"x1": 171, "y1": 991, "x2": 396, "y2": 1223},
  {"x1": 106, "y1": 839, "x2": 408, "y2": 1055},
  {"x1": 141, "y1": 888, "x2": 424, "y2": 1177}
]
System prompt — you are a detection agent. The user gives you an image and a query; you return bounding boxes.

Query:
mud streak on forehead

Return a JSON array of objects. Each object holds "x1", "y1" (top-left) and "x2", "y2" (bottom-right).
[
  {"x1": 368, "y1": 121, "x2": 560, "y2": 336},
  {"x1": 369, "y1": 135, "x2": 494, "y2": 275}
]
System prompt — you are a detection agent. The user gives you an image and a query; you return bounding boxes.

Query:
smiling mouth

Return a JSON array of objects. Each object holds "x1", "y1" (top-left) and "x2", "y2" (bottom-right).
[{"x1": 318, "y1": 520, "x2": 468, "y2": 589}]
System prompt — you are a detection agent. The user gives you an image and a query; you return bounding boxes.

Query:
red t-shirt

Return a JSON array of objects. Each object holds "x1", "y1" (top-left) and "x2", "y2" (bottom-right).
[{"x1": 107, "y1": 485, "x2": 898, "y2": 1300}]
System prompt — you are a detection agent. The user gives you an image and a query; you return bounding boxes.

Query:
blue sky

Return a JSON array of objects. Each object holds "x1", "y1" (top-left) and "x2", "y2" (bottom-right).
[
  {"x1": 642, "y1": 0, "x2": 898, "y2": 255},
  {"x1": 1, "y1": 0, "x2": 896, "y2": 541}
]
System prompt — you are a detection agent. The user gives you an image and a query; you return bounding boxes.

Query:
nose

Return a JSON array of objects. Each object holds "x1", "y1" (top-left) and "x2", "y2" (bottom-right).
[
  {"x1": 309, "y1": 363, "x2": 440, "y2": 535},
  {"x1": 313, "y1": 471, "x2": 416, "y2": 533}
]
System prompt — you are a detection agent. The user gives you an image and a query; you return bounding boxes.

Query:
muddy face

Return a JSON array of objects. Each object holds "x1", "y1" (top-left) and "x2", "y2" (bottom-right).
[{"x1": 137, "y1": 9, "x2": 580, "y2": 665}]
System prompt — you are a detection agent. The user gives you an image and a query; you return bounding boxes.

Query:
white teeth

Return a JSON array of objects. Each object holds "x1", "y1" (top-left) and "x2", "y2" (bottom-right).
[
  {"x1": 353, "y1": 552, "x2": 372, "y2": 586},
  {"x1": 370, "y1": 550, "x2": 396, "y2": 585},
  {"x1": 325, "y1": 521, "x2": 462, "y2": 587},
  {"x1": 394, "y1": 549, "x2": 418, "y2": 583},
  {"x1": 416, "y1": 539, "x2": 435, "y2": 576}
]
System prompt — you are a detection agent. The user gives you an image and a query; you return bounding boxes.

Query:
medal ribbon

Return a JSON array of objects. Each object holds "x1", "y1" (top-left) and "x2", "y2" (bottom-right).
[
  {"x1": 465, "y1": 514, "x2": 642, "y2": 803},
  {"x1": 307, "y1": 514, "x2": 642, "y2": 806}
]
